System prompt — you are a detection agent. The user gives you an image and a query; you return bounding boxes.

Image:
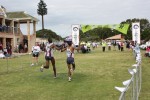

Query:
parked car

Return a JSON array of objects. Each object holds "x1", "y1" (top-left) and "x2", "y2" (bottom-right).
[{"x1": 139, "y1": 44, "x2": 147, "y2": 50}]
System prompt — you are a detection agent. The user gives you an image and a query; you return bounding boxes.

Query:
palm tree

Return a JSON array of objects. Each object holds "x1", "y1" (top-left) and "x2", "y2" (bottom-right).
[{"x1": 37, "y1": 0, "x2": 47, "y2": 30}]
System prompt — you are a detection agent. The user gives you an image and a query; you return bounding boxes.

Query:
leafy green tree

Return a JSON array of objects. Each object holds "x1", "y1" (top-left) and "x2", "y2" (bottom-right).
[
  {"x1": 36, "y1": 29, "x2": 62, "y2": 40},
  {"x1": 37, "y1": 0, "x2": 47, "y2": 30}
]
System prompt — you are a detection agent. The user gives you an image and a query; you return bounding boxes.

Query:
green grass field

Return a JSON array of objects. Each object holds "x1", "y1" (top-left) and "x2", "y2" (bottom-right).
[{"x1": 0, "y1": 46, "x2": 150, "y2": 100}]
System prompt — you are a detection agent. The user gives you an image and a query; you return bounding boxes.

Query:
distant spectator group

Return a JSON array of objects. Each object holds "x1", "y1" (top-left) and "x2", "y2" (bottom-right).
[
  {"x1": 0, "y1": 41, "x2": 12, "y2": 58},
  {"x1": 145, "y1": 40, "x2": 150, "y2": 57}
]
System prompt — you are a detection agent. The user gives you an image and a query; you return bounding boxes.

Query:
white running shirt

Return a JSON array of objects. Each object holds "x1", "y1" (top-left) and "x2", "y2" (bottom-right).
[
  {"x1": 45, "y1": 43, "x2": 54, "y2": 57},
  {"x1": 66, "y1": 47, "x2": 74, "y2": 58},
  {"x1": 32, "y1": 46, "x2": 40, "y2": 53}
]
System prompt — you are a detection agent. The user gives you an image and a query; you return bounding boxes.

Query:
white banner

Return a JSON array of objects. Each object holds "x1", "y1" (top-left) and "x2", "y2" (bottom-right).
[
  {"x1": 72, "y1": 24, "x2": 80, "y2": 45},
  {"x1": 132, "y1": 23, "x2": 140, "y2": 44}
]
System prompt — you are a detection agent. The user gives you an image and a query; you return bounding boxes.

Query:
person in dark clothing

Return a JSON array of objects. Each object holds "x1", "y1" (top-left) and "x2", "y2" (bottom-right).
[
  {"x1": 19, "y1": 43, "x2": 24, "y2": 53},
  {"x1": 0, "y1": 41, "x2": 3, "y2": 51},
  {"x1": 6, "y1": 42, "x2": 12, "y2": 55}
]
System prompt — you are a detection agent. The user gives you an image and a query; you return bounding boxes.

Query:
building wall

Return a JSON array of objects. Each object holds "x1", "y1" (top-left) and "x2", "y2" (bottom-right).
[
  {"x1": 0, "y1": 31, "x2": 24, "y2": 50},
  {"x1": 0, "y1": 7, "x2": 38, "y2": 53},
  {"x1": 28, "y1": 33, "x2": 36, "y2": 52}
]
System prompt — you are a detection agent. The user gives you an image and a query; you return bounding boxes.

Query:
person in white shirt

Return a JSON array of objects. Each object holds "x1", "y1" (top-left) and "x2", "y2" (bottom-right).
[
  {"x1": 107, "y1": 41, "x2": 111, "y2": 51},
  {"x1": 92, "y1": 42, "x2": 96, "y2": 50},
  {"x1": 0, "y1": 50, "x2": 5, "y2": 58},
  {"x1": 31, "y1": 43, "x2": 41, "y2": 66},
  {"x1": 40, "y1": 38, "x2": 60, "y2": 78}
]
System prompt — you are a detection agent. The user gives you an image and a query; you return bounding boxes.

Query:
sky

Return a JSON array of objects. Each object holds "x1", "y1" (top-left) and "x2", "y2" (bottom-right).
[{"x1": 1, "y1": 0, "x2": 150, "y2": 37}]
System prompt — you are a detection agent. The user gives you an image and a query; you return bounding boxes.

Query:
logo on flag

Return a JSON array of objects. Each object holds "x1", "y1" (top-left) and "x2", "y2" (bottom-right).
[
  {"x1": 72, "y1": 25, "x2": 80, "y2": 45},
  {"x1": 132, "y1": 23, "x2": 140, "y2": 44},
  {"x1": 81, "y1": 24, "x2": 129, "y2": 34}
]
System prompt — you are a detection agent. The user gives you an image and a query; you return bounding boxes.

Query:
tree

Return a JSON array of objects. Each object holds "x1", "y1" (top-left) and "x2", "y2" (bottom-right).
[
  {"x1": 36, "y1": 29, "x2": 62, "y2": 41},
  {"x1": 37, "y1": 0, "x2": 47, "y2": 30}
]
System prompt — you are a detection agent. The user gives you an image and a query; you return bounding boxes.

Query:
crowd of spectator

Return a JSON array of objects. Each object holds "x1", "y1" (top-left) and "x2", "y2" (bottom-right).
[
  {"x1": 144, "y1": 40, "x2": 150, "y2": 57},
  {"x1": 0, "y1": 41, "x2": 12, "y2": 58},
  {"x1": 0, "y1": 25, "x2": 19, "y2": 33}
]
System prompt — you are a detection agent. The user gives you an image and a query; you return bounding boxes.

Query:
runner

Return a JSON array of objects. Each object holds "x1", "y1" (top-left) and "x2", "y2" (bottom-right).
[
  {"x1": 61, "y1": 39, "x2": 80, "y2": 82},
  {"x1": 40, "y1": 38, "x2": 60, "y2": 78}
]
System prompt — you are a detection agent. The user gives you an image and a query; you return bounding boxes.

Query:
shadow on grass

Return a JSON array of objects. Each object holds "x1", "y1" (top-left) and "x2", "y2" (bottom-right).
[
  {"x1": 0, "y1": 69, "x2": 24, "y2": 75},
  {"x1": 36, "y1": 72, "x2": 88, "y2": 83}
]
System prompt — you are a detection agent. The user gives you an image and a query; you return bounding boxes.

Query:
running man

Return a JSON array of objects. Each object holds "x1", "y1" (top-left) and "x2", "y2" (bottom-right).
[
  {"x1": 31, "y1": 43, "x2": 41, "y2": 66},
  {"x1": 61, "y1": 40, "x2": 80, "y2": 82},
  {"x1": 40, "y1": 38, "x2": 60, "y2": 78}
]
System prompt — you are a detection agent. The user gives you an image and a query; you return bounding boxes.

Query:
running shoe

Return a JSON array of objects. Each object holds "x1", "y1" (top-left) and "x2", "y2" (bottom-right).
[
  {"x1": 30, "y1": 63, "x2": 34, "y2": 66},
  {"x1": 68, "y1": 77, "x2": 71, "y2": 82},
  {"x1": 53, "y1": 76, "x2": 57, "y2": 79}
]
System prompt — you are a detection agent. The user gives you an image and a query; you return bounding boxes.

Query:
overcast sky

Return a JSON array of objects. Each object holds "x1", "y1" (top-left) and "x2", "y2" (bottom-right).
[{"x1": 1, "y1": 0, "x2": 150, "y2": 37}]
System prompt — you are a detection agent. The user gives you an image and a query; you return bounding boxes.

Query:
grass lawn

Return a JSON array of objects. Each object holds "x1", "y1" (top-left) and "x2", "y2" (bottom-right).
[{"x1": 0, "y1": 46, "x2": 150, "y2": 100}]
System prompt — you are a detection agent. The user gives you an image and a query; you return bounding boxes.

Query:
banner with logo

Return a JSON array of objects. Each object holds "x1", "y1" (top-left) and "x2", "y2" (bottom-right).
[
  {"x1": 81, "y1": 24, "x2": 129, "y2": 34},
  {"x1": 114, "y1": 24, "x2": 130, "y2": 34},
  {"x1": 72, "y1": 24, "x2": 80, "y2": 45},
  {"x1": 132, "y1": 22, "x2": 140, "y2": 44}
]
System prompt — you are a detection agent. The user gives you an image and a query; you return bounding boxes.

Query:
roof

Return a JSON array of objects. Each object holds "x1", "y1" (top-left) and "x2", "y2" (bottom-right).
[
  {"x1": 6, "y1": 11, "x2": 39, "y2": 23},
  {"x1": 106, "y1": 34, "x2": 123, "y2": 40}
]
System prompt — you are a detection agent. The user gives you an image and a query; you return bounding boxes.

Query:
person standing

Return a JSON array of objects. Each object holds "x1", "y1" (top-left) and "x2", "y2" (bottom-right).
[
  {"x1": 19, "y1": 43, "x2": 24, "y2": 53},
  {"x1": 92, "y1": 41, "x2": 96, "y2": 50},
  {"x1": 102, "y1": 40, "x2": 106, "y2": 52},
  {"x1": 40, "y1": 38, "x2": 60, "y2": 78},
  {"x1": 24, "y1": 43, "x2": 28, "y2": 53},
  {"x1": 120, "y1": 41, "x2": 124, "y2": 51},
  {"x1": 117, "y1": 41, "x2": 121, "y2": 51},
  {"x1": 107, "y1": 40, "x2": 111, "y2": 51},
  {"x1": 112, "y1": 40, "x2": 116, "y2": 51},
  {"x1": 6, "y1": 42, "x2": 12, "y2": 56},
  {"x1": 86, "y1": 41, "x2": 91, "y2": 52},
  {"x1": 146, "y1": 39, "x2": 150, "y2": 47},
  {"x1": 0, "y1": 41, "x2": 3, "y2": 51},
  {"x1": 126, "y1": 40, "x2": 130, "y2": 50},
  {"x1": 0, "y1": 41, "x2": 4, "y2": 58},
  {"x1": 31, "y1": 43, "x2": 41, "y2": 66}
]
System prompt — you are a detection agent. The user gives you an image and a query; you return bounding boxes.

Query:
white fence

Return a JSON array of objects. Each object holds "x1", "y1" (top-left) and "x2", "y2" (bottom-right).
[{"x1": 115, "y1": 45, "x2": 142, "y2": 100}]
